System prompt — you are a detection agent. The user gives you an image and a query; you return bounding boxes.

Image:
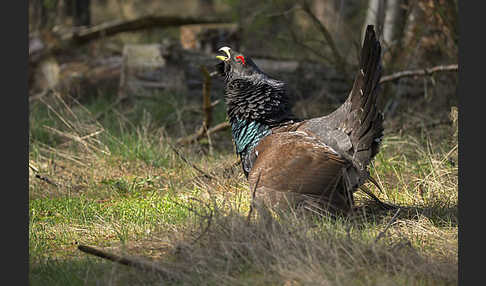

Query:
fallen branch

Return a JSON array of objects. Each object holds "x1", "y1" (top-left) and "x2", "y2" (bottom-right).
[
  {"x1": 380, "y1": 64, "x2": 458, "y2": 84},
  {"x1": 29, "y1": 15, "x2": 234, "y2": 65},
  {"x1": 77, "y1": 244, "x2": 172, "y2": 278}
]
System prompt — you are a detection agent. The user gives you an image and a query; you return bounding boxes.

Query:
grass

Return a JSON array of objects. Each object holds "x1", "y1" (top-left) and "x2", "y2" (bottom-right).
[{"x1": 29, "y1": 90, "x2": 458, "y2": 285}]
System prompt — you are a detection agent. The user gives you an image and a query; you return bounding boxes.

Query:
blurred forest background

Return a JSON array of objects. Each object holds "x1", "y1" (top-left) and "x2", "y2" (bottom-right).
[{"x1": 29, "y1": 0, "x2": 458, "y2": 140}]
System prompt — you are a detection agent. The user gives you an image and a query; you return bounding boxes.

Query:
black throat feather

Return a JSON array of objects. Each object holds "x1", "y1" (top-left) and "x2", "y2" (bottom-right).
[{"x1": 223, "y1": 72, "x2": 296, "y2": 176}]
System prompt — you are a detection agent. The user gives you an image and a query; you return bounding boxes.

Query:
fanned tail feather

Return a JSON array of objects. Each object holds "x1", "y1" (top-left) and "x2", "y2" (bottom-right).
[{"x1": 346, "y1": 25, "x2": 384, "y2": 171}]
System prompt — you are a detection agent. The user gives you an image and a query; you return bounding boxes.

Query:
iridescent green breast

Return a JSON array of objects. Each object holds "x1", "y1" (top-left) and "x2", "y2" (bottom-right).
[{"x1": 231, "y1": 119, "x2": 271, "y2": 156}]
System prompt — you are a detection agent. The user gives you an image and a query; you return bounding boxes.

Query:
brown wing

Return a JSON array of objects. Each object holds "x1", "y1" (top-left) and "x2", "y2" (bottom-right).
[{"x1": 248, "y1": 131, "x2": 353, "y2": 212}]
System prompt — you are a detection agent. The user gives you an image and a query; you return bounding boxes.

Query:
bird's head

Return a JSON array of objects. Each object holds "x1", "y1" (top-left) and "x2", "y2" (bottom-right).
[{"x1": 216, "y1": 46, "x2": 263, "y2": 80}]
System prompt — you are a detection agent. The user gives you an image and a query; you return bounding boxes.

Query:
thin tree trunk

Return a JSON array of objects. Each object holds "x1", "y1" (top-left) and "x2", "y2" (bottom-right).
[
  {"x1": 362, "y1": 0, "x2": 385, "y2": 43},
  {"x1": 40, "y1": 0, "x2": 49, "y2": 28},
  {"x1": 73, "y1": 0, "x2": 91, "y2": 26},
  {"x1": 56, "y1": 0, "x2": 67, "y2": 26},
  {"x1": 383, "y1": 0, "x2": 405, "y2": 47}
]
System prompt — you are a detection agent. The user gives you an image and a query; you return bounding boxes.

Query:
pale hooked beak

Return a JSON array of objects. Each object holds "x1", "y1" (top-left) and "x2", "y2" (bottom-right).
[{"x1": 216, "y1": 46, "x2": 231, "y2": 61}]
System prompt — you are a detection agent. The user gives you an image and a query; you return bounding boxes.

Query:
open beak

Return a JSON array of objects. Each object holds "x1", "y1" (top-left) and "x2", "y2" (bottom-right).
[{"x1": 216, "y1": 46, "x2": 231, "y2": 61}]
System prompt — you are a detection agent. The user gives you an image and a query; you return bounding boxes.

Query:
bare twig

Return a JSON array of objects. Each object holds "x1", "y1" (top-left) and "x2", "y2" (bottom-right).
[
  {"x1": 367, "y1": 175, "x2": 385, "y2": 194},
  {"x1": 176, "y1": 119, "x2": 230, "y2": 145},
  {"x1": 30, "y1": 161, "x2": 60, "y2": 187},
  {"x1": 210, "y1": 99, "x2": 221, "y2": 108},
  {"x1": 264, "y1": 5, "x2": 301, "y2": 18},
  {"x1": 287, "y1": 26, "x2": 333, "y2": 65},
  {"x1": 77, "y1": 244, "x2": 172, "y2": 278},
  {"x1": 374, "y1": 208, "x2": 401, "y2": 243},
  {"x1": 94, "y1": 95, "x2": 128, "y2": 120},
  {"x1": 207, "y1": 121, "x2": 231, "y2": 135},
  {"x1": 167, "y1": 143, "x2": 215, "y2": 180},
  {"x1": 186, "y1": 158, "x2": 241, "y2": 186},
  {"x1": 380, "y1": 64, "x2": 458, "y2": 84},
  {"x1": 173, "y1": 197, "x2": 214, "y2": 245},
  {"x1": 29, "y1": 89, "x2": 50, "y2": 103},
  {"x1": 176, "y1": 127, "x2": 205, "y2": 145},
  {"x1": 191, "y1": 210, "x2": 213, "y2": 246},
  {"x1": 359, "y1": 184, "x2": 395, "y2": 210},
  {"x1": 29, "y1": 162, "x2": 39, "y2": 173},
  {"x1": 300, "y1": 0, "x2": 348, "y2": 75},
  {"x1": 177, "y1": 66, "x2": 230, "y2": 146},
  {"x1": 35, "y1": 174, "x2": 59, "y2": 187}
]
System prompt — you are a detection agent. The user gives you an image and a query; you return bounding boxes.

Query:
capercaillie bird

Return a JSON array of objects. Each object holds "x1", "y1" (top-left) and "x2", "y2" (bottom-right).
[{"x1": 215, "y1": 25, "x2": 385, "y2": 215}]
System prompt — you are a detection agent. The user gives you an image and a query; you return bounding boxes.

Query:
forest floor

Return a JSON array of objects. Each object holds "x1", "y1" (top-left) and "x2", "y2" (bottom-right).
[{"x1": 29, "y1": 88, "x2": 458, "y2": 285}]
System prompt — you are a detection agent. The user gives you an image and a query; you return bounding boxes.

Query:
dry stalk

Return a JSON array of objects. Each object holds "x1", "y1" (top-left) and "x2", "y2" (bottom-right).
[
  {"x1": 247, "y1": 171, "x2": 262, "y2": 224},
  {"x1": 167, "y1": 142, "x2": 215, "y2": 180},
  {"x1": 374, "y1": 207, "x2": 401, "y2": 243},
  {"x1": 359, "y1": 184, "x2": 395, "y2": 210},
  {"x1": 166, "y1": 195, "x2": 215, "y2": 246}
]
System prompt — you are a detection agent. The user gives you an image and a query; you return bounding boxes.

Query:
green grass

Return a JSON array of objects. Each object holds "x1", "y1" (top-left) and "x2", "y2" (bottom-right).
[
  {"x1": 29, "y1": 184, "x2": 192, "y2": 261},
  {"x1": 29, "y1": 92, "x2": 458, "y2": 285}
]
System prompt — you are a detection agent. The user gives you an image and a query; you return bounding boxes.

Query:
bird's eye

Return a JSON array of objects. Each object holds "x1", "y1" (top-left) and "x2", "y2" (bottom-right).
[{"x1": 236, "y1": 55, "x2": 245, "y2": 65}]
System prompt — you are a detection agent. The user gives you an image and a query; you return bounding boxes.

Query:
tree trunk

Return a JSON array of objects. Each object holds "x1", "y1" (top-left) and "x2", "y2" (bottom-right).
[
  {"x1": 362, "y1": 0, "x2": 385, "y2": 43},
  {"x1": 65, "y1": 0, "x2": 73, "y2": 17},
  {"x1": 56, "y1": 0, "x2": 67, "y2": 26},
  {"x1": 383, "y1": 0, "x2": 406, "y2": 47},
  {"x1": 73, "y1": 0, "x2": 91, "y2": 26},
  {"x1": 40, "y1": 0, "x2": 49, "y2": 29}
]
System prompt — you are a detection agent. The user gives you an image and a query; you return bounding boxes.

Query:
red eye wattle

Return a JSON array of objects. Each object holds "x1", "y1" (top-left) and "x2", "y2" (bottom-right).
[{"x1": 236, "y1": 55, "x2": 245, "y2": 65}]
